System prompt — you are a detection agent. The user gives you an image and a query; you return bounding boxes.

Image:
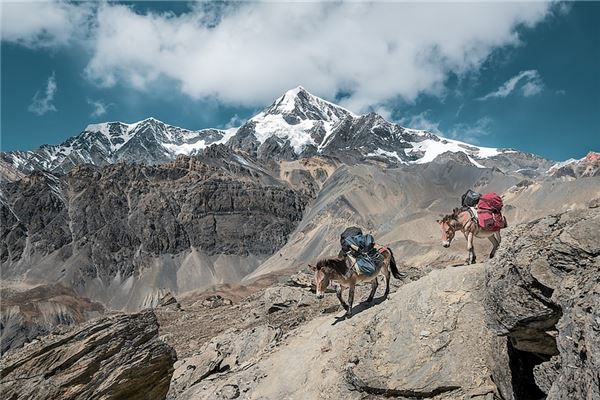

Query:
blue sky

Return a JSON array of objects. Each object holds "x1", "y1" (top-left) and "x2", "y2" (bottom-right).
[{"x1": 1, "y1": 1, "x2": 598, "y2": 161}]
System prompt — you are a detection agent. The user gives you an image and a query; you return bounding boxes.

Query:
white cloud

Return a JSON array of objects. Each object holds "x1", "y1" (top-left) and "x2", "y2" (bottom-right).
[
  {"x1": 3, "y1": 2, "x2": 555, "y2": 111},
  {"x1": 223, "y1": 114, "x2": 245, "y2": 129},
  {"x1": 521, "y1": 80, "x2": 543, "y2": 97},
  {"x1": 478, "y1": 70, "x2": 544, "y2": 100},
  {"x1": 455, "y1": 104, "x2": 465, "y2": 118},
  {"x1": 28, "y1": 73, "x2": 58, "y2": 115},
  {"x1": 447, "y1": 117, "x2": 493, "y2": 144},
  {"x1": 1, "y1": 1, "x2": 94, "y2": 48},
  {"x1": 399, "y1": 111, "x2": 441, "y2": 133},
  {"x1": 87, "y1": 98, "x2": 110, "y2": 117},
  {"x1": 82, "y1": 2, "x2": 553, "y2": 112}
]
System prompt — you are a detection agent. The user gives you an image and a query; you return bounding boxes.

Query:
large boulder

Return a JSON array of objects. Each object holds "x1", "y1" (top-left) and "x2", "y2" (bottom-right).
[
  {"x1": 486, "y1": 207, "x2": 599, "y2": 399},
  {"x1": 0, "y1": 310, "x2": 177, "y2": 400}
]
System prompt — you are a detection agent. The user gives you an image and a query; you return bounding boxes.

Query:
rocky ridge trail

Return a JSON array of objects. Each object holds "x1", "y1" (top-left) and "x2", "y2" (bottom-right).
[
  {"x1": 0, "y1": 207, "x2": 596, "y2": 399},
  {"x1": 166, "y1": 262, "x2": 501, "y2": 400}
]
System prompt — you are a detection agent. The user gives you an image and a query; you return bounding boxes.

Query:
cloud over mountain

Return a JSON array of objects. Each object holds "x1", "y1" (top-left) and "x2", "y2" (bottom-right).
[
  {"x1": 1, "y1": 1, "x2": 94, "y2": 48},
  {"x1": 28, "y1": 73, "x2": 58, "y2": 116},
  {"x1": 2, "y1": 1, "x2": 553, "y2": 113},
  {"x1": 478, "y1": 70, "x2": 544, "y2": 100}
]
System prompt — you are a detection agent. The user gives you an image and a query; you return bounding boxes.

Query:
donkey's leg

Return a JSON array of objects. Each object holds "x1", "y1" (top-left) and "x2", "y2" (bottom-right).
[
  {"x1": 467, "y1": 232, "x2": 476, "y2": 264},
  {"x1": 488, "y1": 234, "x2": 499, "y2": 259},
  {"x1": 336, "y1": 284, "x2": 349, "y2": 311},
  {"x1": 346, "y1": 286, "x2": 355, "y2": 317},
  {"x1": 366, "y1": 277, "x2": 378, "y2": 303},
  {"x1": 383, "y1": 266, "x2": 391, "y2": 299}
]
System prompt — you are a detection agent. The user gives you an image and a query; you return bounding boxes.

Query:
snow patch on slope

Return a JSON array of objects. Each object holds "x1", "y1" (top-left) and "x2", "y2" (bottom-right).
[
  {"x1": 163, "y1": 128, "x2": 237, "y2": 156},
  {"x1": 250, "y1": 113, "x2": 319, "y2": 153},
  {"x1": 406, "y1": 137, "x2": 502, "y2": 164},
  {"x1": 367, "y1": 148, "x2": 408, "y2": 164},
  {"x1": 546, "y1": 158, "x2": 577, "y2": 174}
]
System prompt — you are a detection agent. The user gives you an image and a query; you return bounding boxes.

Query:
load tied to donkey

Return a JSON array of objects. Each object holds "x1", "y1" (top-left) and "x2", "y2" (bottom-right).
[{"x1": 310, "y1": 189, "x2": 508, "y2": 318}]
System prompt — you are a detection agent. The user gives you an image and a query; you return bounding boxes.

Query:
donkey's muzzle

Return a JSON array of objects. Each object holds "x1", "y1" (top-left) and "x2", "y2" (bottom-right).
[
  {"x1": 316, "y1": 293, "x2": 324, "y2": 299},
  {"x1": 442, "y1": 241, "x2": 450, "y2": 248}
]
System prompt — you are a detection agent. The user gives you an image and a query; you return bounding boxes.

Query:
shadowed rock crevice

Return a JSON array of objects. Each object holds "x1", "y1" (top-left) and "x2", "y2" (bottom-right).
[
  {"x1": 345, "y1": 366, "x2": 461, "y2": 398},
  {"x1": 486, "y1": 207, "x2": 600, "y2": 400},
  {"x1": 507, "y1": 339, "x2": 547, "y2": 400}
]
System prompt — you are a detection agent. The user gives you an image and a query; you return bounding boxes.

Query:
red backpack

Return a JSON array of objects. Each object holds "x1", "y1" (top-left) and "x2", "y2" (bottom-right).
[
  {"x1": 477, "y1": 192, "x2": 505, "y2": 231},
  {"x1": 478, "y1": 192, "x2": 503, "y2": 212}
]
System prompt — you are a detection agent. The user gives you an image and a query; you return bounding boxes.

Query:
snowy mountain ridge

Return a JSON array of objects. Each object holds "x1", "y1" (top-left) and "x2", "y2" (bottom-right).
[
  {"x1": 2, "y1": 117, "x2": 236, "y2": 174},
  {"x1": 2, "y1": 86, "x2": 553, "y2": 176}
]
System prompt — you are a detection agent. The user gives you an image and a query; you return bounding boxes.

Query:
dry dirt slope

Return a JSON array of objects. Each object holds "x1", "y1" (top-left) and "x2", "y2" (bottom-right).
[{"x1": 249, "y1": 161, "x2": 600, "y2": 280}]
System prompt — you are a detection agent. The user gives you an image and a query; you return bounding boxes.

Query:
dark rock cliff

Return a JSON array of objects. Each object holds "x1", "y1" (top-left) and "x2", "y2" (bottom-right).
[
  {"x1": 0, "y1": 149, "x2": 312, "y2": 308},
  {"x1": 486, "y1": 207, "x2": 599, "y2": 399}
]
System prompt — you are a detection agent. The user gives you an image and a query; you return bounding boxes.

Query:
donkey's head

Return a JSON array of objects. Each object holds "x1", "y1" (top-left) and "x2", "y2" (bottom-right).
[
  {"x1": 308, "y1": 259, "x2": 337, "y2": 299},
  {"x1": 437, "y1": 211, "x2": 460, "y2": 248}
]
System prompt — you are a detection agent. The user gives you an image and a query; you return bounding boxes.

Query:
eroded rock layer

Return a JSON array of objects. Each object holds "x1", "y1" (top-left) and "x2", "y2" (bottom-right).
[{"x1": 0, "y1": 311, "x2": 176, "y2": 400}]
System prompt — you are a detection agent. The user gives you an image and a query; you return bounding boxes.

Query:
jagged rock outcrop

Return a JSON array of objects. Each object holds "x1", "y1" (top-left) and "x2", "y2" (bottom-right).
[
  {"x1": 486, "y1": 207, "x2": 600, "y2": 399},
  {"x1": 0, "y1": 310, "x2": 176, "y2": 400},
  {"x1": 0, "y1": 284, "x2": 104, "y2": 354}
]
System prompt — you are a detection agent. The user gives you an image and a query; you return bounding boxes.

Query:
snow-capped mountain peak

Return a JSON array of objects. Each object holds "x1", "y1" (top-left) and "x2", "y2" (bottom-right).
[
  {"x1": 244, "y1": 86, "x2": 354, "y2": 154},
  {"x1": 261, "y1": 86, "x2": 355, "y2": 119},
  {"x1": 547, "y1": 151, "x2": 600, "y2": 178}
]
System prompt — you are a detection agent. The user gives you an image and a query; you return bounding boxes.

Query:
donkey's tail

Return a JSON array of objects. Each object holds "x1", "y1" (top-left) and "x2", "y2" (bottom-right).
[{"x1": 387, "y1": 247, "x2": 404, "y2": 280}]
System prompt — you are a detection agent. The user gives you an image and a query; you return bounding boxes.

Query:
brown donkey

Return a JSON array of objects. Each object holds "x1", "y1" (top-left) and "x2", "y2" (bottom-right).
[
  {"x1": 309, "y1": 247, "x2": 403, "y2": 317},
  {"x1": 437, "y1": 207, "x2": 502, "y2": 265}
]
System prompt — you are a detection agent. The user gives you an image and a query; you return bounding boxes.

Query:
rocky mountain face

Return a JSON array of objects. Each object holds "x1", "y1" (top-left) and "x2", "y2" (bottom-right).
[
  {"x1": 0, "y1": 284, "x2": 105, "y2": 354},
  {"x1": 486, "y1": 207, "x2": 599, "y2": 400},
  {"x1": 1, "y1": 87, "x2": 555, "y2": 180},
  {"x1": 547, "y1": 151, "x2": 600, "y2": 179},
  {"x1": 2, "y1": 203, "x2": 596, "y2": 400},
  {"x1": 248, "y1": 158, "x2": 600, "y2": 280},
  {"x1": 1, "y1": 146, "x2": 314, "y2": 310},
  {"x1": 0, "y1": 310, "x2": 176, "y2": 400},
  {"x1": 1, "y1": 85, "x2": 597, "y2": 400}
]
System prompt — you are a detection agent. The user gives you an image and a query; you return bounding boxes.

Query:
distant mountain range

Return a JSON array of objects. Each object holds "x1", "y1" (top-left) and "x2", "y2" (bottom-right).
[{"x1": 1, "y1": 86, "x2": 566, "y2": 178}]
